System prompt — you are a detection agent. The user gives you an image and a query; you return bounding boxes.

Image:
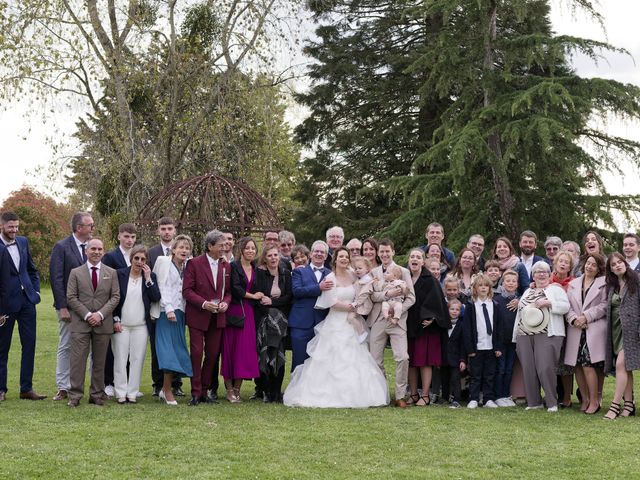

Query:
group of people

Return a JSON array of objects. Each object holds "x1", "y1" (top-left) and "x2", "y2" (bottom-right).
[{"x1": 1, "y1": 213, "x2": 639, "y2": 420}]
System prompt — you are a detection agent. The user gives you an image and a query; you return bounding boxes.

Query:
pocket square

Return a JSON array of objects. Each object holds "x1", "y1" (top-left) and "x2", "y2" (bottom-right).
[{"x1": 103, "y1": 276, "x2": 111, "y2": 280}]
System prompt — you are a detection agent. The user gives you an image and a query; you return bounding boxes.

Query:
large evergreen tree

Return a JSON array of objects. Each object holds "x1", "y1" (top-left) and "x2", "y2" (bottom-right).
[{"x1": 295, "y1": 0, "x2": 640, "y2": 252}]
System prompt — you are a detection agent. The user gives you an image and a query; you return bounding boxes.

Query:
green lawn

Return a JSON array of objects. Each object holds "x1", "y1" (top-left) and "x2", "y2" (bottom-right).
[{"x1": 0, "y1": 288, "x2": 636, "y2": 479}]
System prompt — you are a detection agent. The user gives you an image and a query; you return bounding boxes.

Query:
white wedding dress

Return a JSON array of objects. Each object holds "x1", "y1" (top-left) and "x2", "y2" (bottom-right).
[{"x1": 283, "y1": 284, "x2": 389, "y2": 408}]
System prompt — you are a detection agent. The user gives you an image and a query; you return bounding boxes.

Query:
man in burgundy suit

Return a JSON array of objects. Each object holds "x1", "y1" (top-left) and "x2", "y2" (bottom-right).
[{"x1": 182, "y1": 230, "x2": 231, "y2": 406}]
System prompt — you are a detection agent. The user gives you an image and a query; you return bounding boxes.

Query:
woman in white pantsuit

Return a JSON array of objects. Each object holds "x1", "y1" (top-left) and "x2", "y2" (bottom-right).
[{"x1": 112, "y1": 245, "x2": 161, "y2": 403}]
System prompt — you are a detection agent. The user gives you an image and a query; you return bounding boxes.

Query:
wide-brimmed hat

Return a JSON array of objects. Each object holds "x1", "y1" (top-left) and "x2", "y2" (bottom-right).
[{"x1": 520, "y1": 306, "x2": 550, "y2": 334}]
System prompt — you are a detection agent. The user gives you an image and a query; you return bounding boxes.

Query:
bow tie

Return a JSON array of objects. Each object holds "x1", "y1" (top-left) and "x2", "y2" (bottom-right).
[
  {"x1": 312, "y1": 267, "x2": 323, "y2": 272},
  {"x1": 4, "y1": 241, "x2": 16, "y2": 247}
]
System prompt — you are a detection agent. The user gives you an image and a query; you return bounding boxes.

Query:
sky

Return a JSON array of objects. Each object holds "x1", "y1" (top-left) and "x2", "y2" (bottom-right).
[{"x1": 1, "y1": 1, "x2": 639, "y2": 211}]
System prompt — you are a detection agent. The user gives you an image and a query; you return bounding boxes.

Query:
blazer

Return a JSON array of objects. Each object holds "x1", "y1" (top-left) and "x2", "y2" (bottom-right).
[
  {"x1": 66, "y1": 263, "x2": 120, "y2": 334},
  {"x1": 0, "y1": 236, "x2": 40, "y2": 314},
  {"x1": 253, "y1": 266, "x2": 293, "y2": 318},
  {"x1": 113, "y1": 268, "x2": 161, "y2": 324},
  {"x1": 148, "y1": 244, "x2": 168, "y2": 271},
  {"x1": 289, "y1": 264, "x2": 330, "y2": 329},
  {"x1": 230, "y1": 260, "x2": 254, "y2": 304},
  {"x1": 367, "y1": 262, "x2": 416, "y2": 330},
  {"x1": 520, "y1": 254, "x2": 546, "y2": 280},
  {"x1": 406, "y1": 267, "x2": 449, "y2": 339},
  {"x1": 447, "y1": 319, "x2": 466, "y2": 366},
  {"x1": 605, "y1": 283, "x2": 640, "y2": 373},
  {"x1": 461, "y1": 299, "x2": 504, "y2": 355},
  {"x1": 102, "y1": 247, "x2": 128, "y2": 270},
  {"x1": 564, "y1": 276, "x2": 608, "y2": 366},
  {"x1": 182, "y1": 254, "x2": 231, "y2": 330},
  {"x1": 49, "y1": 234, "x2": 84, "y2": 310}
]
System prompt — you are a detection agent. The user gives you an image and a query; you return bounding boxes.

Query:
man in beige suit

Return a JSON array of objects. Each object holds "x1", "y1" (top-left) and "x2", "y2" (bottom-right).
[
  {"x1": 66, "y1": 238, "x2": 120, "y2": 407},
  {"x1": 367, "y1": 239, "x2": 415, "y2": 408}
]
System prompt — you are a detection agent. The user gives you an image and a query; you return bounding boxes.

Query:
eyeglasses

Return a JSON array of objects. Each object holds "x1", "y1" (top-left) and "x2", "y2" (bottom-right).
[
  {"x1": 533, "y1": 271, "x2": 550, "y2": 276},
  {"x1": 80, "y1": 223, "x2": 95, "y2": 228},
  {"x1": 545, "y1": 246, "x2": 559, "y2": 251}
]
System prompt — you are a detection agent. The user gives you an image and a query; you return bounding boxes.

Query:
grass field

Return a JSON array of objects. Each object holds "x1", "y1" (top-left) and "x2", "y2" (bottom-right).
[{"x1": 0, "y1": 288, "x2": 637, "y2": 479}]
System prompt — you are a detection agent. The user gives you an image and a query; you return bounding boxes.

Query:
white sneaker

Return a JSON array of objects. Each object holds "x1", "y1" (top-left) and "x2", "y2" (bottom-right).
[
  {"x1": 136, "y1": 392, "x2": 144, "y2": 398},
  {"x1": 467, "y1": 400, "x2": 479, "y2": 409},
  {"x1": 547, "y1": 406, "x2": 558, "y2": 412},
  {"x1": 525, "y1": 404, "x2": 543, "y2": 410},
  {"x1": 484, "y1": 400, "x2": 499, "y2": 408},
  {"x1": 495, "y1": 398, "x2": 508, "y2": 407},
  {"x1": 504, "y1": 397, "x2": 517, "y2": 407},
  {"x1": 104, "y1": 385, "x2": 115, "y2": 398}
]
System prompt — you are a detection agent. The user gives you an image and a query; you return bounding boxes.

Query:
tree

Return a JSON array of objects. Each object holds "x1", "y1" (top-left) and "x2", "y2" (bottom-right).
[
  {"x1": 1, "y1": 1, "x2": 301, "y2": 221},
  {"x1": 1, "y1": 186, "x2": 73, "y2": 283},
  {"x1": 294, "y1": 0, "x2": 640, "y2": 252}
]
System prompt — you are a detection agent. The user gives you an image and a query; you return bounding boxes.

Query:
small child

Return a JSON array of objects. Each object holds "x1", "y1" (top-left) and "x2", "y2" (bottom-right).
[
  {"x1": 348, "y1": 257, "x2": 374, "y2": 343},
  {"x1": 380, "y1": 265, "x2": 408, "y2": 325},
  {"x1": 493, "y1": 269, "x2": 519, "y2": 407},
  {"x1": 461, "y1": 273, "x2": 503, "y2": 409},
  {"x1": 484, "y1": 260, "x2": 502, "y2": 293},
  {"x1": 291, "y1": 244, "x2": 310, "y2": 268},
  {"x1": 425, "y1": 258, "x2": 442, "y2": 283},
  {"x1": 442, "y1": 299, "x2": 465, "y2": 408},
  {"x1": 443, "y1": 275, "x2": 466, "y2": 315}
]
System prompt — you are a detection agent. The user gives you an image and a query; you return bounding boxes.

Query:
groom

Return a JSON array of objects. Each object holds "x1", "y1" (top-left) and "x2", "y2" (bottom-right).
[
  {"x1": 289, "y1": 240, "x2": 333, "y2": 371},
  {"x1": 368, "y1": 238, "x2": 415, "y2": 408}
]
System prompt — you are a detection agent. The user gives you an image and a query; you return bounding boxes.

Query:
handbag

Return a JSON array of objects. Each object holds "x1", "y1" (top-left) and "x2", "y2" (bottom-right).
[{"x1": 226, "y1": 298, "x2": 245, "y2": 328}]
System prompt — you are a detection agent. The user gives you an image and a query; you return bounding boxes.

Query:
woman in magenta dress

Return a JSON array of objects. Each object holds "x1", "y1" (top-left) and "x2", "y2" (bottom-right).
[{"x1": 221, "y1": 237, "x2": 262, "y2": 403}]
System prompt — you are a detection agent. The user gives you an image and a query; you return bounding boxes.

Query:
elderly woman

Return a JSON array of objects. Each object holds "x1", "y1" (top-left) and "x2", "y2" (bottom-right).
[
  {"x1": 564, "y1": 253, "x2": 608, "y2": 414},
  {"x1": 603, "y1": 253, "x2": 640, "y2": 419},
  {"x1": 513, "y1": 261, "x2": 570, "y2": 412},
  {"x1": 362, "y1": 238, "x2": 381, "y2": 269},
  {"x1": 550, "y1": 250, "x2": 577, "y2": 408},
  {"x1": 562, "y1": 241, "x2": 582, "y2": 277},
  {"x1": 406, "y1": 248, "x2": 449, "y2": 406},
  {"x1": 491, "y1": 237, "x2": 530, "y2": 295},
  {"x1": 112, "y1": 245, "x2": 161, "y2": 404},
  {"x1": 544, "y1": 236, "x2": 563, "y2": 265},
  {"x1": 153, "y1": 234, "x2": 194, "y2": 405},
  {"x1": 221, "y1": 237, "x2": 262, "y2": 403},
  {"x1": 254, "y1": 245, "x2": 292, "y2": 402}
]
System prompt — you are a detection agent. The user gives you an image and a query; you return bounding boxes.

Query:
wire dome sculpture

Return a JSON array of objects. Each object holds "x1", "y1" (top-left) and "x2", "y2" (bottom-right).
[{"x1": 136, "y1": 174, "x2": 282, "y2": 249}]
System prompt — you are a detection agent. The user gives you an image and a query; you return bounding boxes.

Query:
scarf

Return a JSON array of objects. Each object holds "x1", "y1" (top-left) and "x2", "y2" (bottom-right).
[
  {"x1": 498, "y1": 255, "x2": 519, "y2": 271},
  {"x1": 551, "y1": 272, "x2": 573, "y2": 291}
]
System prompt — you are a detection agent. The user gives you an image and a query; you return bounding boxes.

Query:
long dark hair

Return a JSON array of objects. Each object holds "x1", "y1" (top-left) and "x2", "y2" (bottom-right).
[{"x1": 606, "y1": 252, "x2": 639, "y2": 296}]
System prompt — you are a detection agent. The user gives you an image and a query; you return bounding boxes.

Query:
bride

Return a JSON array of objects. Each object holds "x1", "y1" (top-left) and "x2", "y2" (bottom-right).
[{"x1": 283, "y1": 247, "x2": 389, "y2": 408}]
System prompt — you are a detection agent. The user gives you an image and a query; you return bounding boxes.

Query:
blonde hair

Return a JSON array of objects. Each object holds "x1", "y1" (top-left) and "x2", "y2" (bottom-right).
[
  {"x1": 553, "y1": 250, "x2": 574, "y2": 271},
  {"x1": 501, "y1": 269, "x2": 519, "y2": 282},
  {"x1": 471, "y1": 273, "x2": 493, "y2": 300},
  {"x1": 443, "y1": 274, "x2": 459, "y2": 288},
  {"x1": 352, "y1": 256, "x2": 372, "y2": 271}
]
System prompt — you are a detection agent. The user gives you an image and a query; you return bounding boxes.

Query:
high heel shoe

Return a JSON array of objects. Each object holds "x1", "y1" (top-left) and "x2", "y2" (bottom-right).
[
  {"x1": 622, "y1": 400, "x2": 636, "y2": 417},
  {"x1": 603, "y1": 402, "x2": 621, "y2": 420},
  {"x1": 226, "y1": 389, "x2": 240, "y2": 403},
  {"x1": 233, "y1": 387, "x2": 242, "y2": 403},
  {"x1": 584, "y1": 403, "x2": 601, "y2": 415},
  {"x1": 159, "y1": 389, "x2": 178, "y2": 406}
]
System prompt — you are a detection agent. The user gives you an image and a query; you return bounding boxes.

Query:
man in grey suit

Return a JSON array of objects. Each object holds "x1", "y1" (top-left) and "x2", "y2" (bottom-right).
[
  {"x1": 66, "y1": 238, "x2": 120, "y2": 407},
  {"x1": 49, "y1": 211, "x2": 94, "y2": 401},
  {"x1": 367, "y1": 238, "x2": 416, "y2": 408}
]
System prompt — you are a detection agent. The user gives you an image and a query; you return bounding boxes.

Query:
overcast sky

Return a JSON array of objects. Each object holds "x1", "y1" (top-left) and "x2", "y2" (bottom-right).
[{"x1": 1, "y1": 1, "x2": 638, "y2": 209}]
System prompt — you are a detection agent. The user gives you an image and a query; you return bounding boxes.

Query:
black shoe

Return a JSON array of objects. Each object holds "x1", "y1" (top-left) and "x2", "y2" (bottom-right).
[
  {"x1": 200, "y1": 393, "x2": 218, "y2": 404},
  {"x1": 250, "y1": 391, "x2": 264, "y2": 401},
  {"x1": 152, "y1": 386, "x2": 160, "y2": 397},
  {"x1": 188, "y1": 396, "x2": 200, "y2": 406},
  {"x1": 173, "y1": 387, "x2": 185, "y2": 397}
]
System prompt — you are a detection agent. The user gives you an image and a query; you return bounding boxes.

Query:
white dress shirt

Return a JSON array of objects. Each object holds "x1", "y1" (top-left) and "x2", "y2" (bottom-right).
[
  {"x1": 474, "y1": 299, "x2": 494, "y2": 350},
  {"x1": 207, "y1": 254, "x2": 219, "y2": 289},
  {"x1": 1, "y1": 234, "x2": 20, "y2": 270}
]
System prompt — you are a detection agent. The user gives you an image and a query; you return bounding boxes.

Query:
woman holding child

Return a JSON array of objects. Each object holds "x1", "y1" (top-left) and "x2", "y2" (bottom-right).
[
  {"x1": 406, "y1": 249, "x2": 449, "y2": 406},
  {"x1": 283, "y1": 247, "x2": 388, "y2": 408}
]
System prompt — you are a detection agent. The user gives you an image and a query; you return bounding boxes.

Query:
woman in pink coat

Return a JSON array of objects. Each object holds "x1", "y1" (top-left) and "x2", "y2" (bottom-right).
[{"x1": 563, "y1": 253, "x2": 608, "y2": 414}]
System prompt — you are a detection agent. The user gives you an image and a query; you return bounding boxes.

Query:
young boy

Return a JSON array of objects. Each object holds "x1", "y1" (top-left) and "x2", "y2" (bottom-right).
[
  {"x1": 484, "y1": 260, "x2": 502, "y2": 293},
  {"x1": 493, "y1": 269, "x2": 519, "y2": 407},
  {"x1": 461, "y1": 273, "x2": 503, "y2": 409},
  {"x1": 442, "y1": 299, "x2": 465, "y2": 408}
]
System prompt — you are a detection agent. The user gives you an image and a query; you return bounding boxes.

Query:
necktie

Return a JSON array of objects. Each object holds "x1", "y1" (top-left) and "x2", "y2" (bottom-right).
[
  {"x1": 482, "y1": 303, "x2": 492, "y2": 335},
  {"x1": 91, "y1": 266, "x2": 98, "y2": 291},
  {"x1": 80, "y1": 243, "x2": 87, "y2": 262},
  {"x1": 165, "y1": 247, "x2": 171, "y2": 256}
]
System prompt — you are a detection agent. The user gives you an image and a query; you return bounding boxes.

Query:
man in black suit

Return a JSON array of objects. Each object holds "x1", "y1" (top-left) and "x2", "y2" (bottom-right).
[
  {"x1": 0, "y1": 211, "x2": 45, "y2": 401},
  {"x1": 50, "y1": 211, "x2": 94, "y2": 401},
  {"x1": 147, "y1": 217, "x2": 183, "y2": 396},
  {"x1": 518, "y1": 230, "x2": 545, "y2": 280},
  {"x1": 148, "y1": 217, "x2": 176, "y2": 270},
  {"x1": 101, "y1": 222, "x2": 137, "y2": 397}
]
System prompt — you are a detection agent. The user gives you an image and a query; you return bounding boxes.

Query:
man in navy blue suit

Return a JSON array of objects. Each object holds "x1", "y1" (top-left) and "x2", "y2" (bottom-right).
[
  {"x1": 0, "y1": 211, "x2": 45, "y2": 401},
  {"x1": 101, "y1": 222, "x2": 137, "y2": 397},
  {"x1": 50, "y1": 211, "x2": 94, "y2": 401},
  {"x1": 289, "y1": 240, "x2": 334, "y2": 371}
]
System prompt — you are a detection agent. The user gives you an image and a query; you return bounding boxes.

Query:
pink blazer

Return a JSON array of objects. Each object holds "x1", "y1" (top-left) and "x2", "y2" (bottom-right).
[{"x1": 564, "y1": 275, "x2": 608, "y2": 366}]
